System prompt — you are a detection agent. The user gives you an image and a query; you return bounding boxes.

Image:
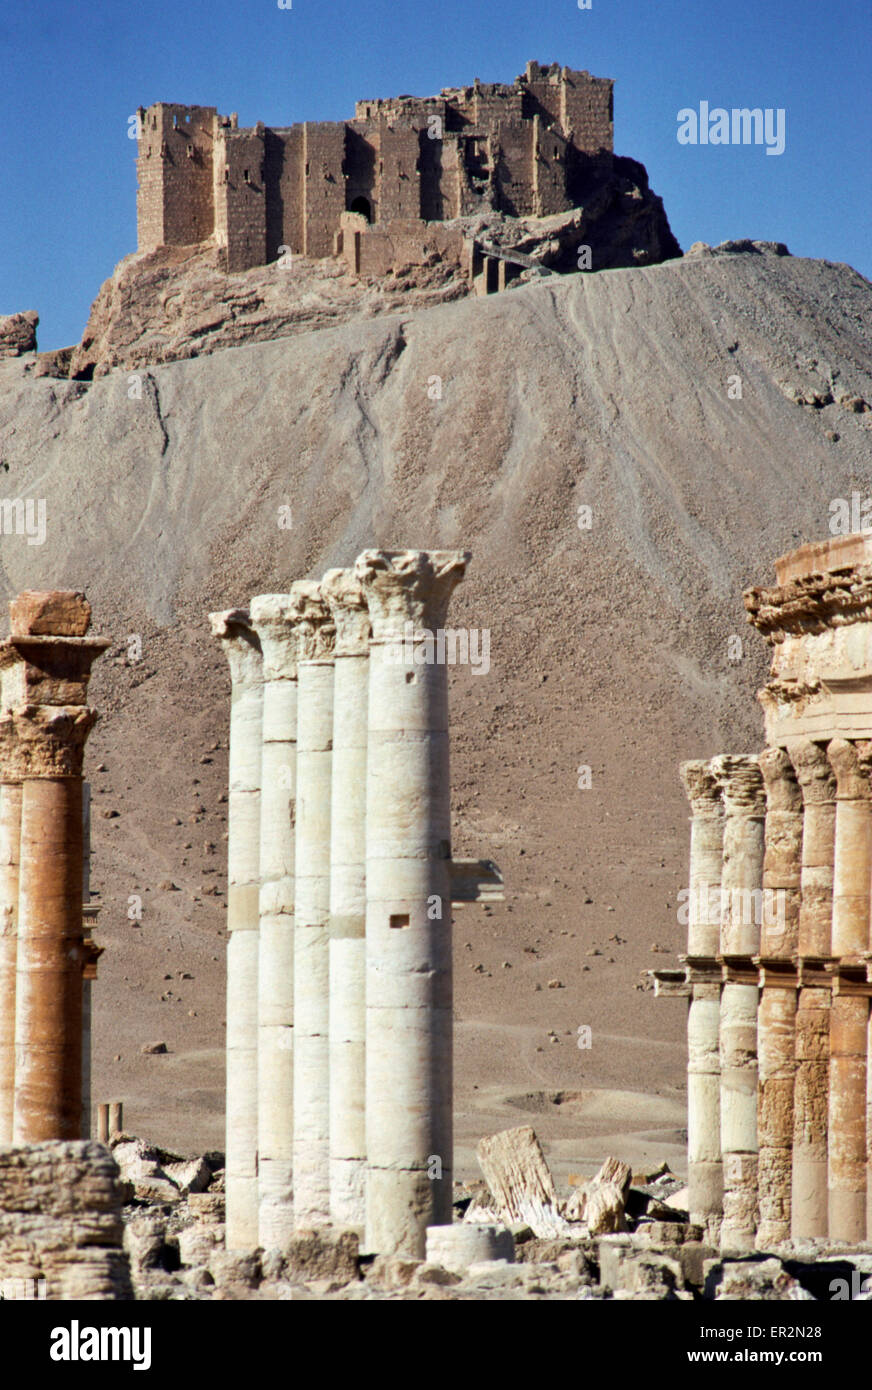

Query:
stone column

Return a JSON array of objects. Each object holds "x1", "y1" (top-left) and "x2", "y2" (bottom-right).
[
  {"x1": 868, "y1": 996, "x2": 872, "y2": 1240},
  {"x1": 209, "y1": 609, "x2": 263, "y2": 1251},
  {"x1": 755, "y1": 748, "x2": 802, "y2": 1248},
  {"x1": 789, "y1": 740, "x2": 836, "y2": 959},
  {"x1": 792, "y1": 983, "x2": 830, "y2": 1238},
  {"x1": 322, "y1": 568, "x2": 370, "y2": 1229},
  {"x1": 0, "y1": 781, "x2": 22, "y2": 1142},
  {"x1": 679, "y1": 760, "x2": 723, "y2": 1238},
  {"x1": 824, "y1": 739, "x2": 871, "y2": 1242},
  {"x1": 711, "y1": 756, "x2": 764, "y2": 1252},
  {"x1": 756, "y1": 982, "x2": 797, "y2": 1248},
  {"x1": 788, "y1": 740, "x2": 835, "y2": 1240},
  {"x1": 4, "y1": 591, "x2": 108, "y2": 1142},
  {"x1": 828, "y1": 986, "x2": 867, "y2": 1243},
  {"x1": 357, "y1": 548, "x2": 469, "y2": 1258},
  {"x1": 249, "y1": 594, "x2": 298, "y2": 1249},
  {"x1": 759, "y1": 747, "x2": 802, "y2": 959},
  {"x1": 711, "y1": 755, "x2": 765, "y2": 957},
  {"x1": 827, "y1": 739, "x2": 872, "y2": 961},
  {"x1": 291, "y1": 582, "x2": 335, "y2": 1226}
]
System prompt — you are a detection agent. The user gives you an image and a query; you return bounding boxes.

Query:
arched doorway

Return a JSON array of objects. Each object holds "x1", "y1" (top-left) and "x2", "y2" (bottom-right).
[{"x1": 349, "y1": 195, "x2": 372, "y2": 223}]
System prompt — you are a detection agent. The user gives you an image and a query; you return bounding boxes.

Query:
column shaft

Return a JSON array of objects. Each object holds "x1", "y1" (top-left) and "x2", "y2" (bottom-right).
[
  {"x1": 358, "y1": 549, "x2": 467, "y2": 1258},
  {"x1": 828, "y1": 992, "x2": 867, "y2": 1241},
  {"x1": 13, "y1": 778, "x2": 85, "y2": 1140},
  {"x1": 679, "y1": 760, "x2": 724, "y2": 1238},
  {"x1": 719, "y1": 980, "x2": 759, "y2": 1250},
  {"x1": 756, "y1": 985, "x2": 796, "y2": 1247},
  {"x1": 250, "y1": 595, "x2": 298, "y2": 1249},
  {"x1": 712, "y1": 755, "x2": 765, "y2": 957},
  {"x1": 292, "y1": 584, "x2": 335, "y2": 1226},
  {"x1": 789, "y1": 741, "x2": 836, "y2": 958},
  {"x1": 0, "y1": 783, "x2": 22, "y2": 1142},
  {"x1": 210, "y1": 609, "x2": 263, "y2": 1251},
  {"x1": 792, "y1": 986, "x2": 830, "y2": 1238},
  {"x1": 828, "y1": 739, "x2": 872, "y2": 961},
  {"x1": 323, "y1": 570, "x2": 369, "y2": 1229},
  {"x1": 687, "y1": 984, "x2": 722, "y2": 1238}
]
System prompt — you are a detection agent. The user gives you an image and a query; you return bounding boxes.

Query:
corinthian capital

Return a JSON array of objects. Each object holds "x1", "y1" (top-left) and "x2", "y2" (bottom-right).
[
  {"x1": 826, "y1": 737, "x2": 872, "y2": 800},
  {"x1": 321, "y1": 569, "x2": 370, "y2": 657},
  {"x1": 0, "y1": 705, "x2": 98, "y2": 779},
  {"x1": 249, "y1": 594, "x2": 299, "y2": 682},
  {"x1": 710, "y1": 754, "x2": 765, "y2": 816},
  {"x1": 287, "y1": 582, "x2": 335, "y2": 663},
  {"x1": 354, "y1": 549, "x2": 469, "y2": 641},
  {"x1": 209, "y1": 609, "x2": 263, "y2": 689},
  {"x1": 787, "y1": 740, "x2": 836, "y2": 803},
  {"x1": 679, "y1": 760, "x2": 722, "y2": 817}
]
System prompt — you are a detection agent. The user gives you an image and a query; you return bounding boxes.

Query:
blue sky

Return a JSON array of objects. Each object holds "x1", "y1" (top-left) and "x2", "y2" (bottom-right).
[{"x1": 1, "y1": 0, "x2": 869, "y2": 349}]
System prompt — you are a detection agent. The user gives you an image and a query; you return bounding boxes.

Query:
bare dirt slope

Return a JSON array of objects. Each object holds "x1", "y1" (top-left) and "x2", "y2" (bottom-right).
[{"x1": 0, "y1": 243, "x2": 870, "y2": 1184}]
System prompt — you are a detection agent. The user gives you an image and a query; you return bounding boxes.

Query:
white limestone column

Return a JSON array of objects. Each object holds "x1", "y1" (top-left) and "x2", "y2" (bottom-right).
[
  {"x1": 209, "y1": 609, "x2": 263, "y2": 1252},
  {"x1": 711, "y1": 755, "x2": 764, "y2": 1252},
  {"x1": 678, "y1": 760, "x2": 724, "y2": 1239},
  {"x1": 357, "y1": 548, "x2": 469, "y2": 1258},
  {"x1": 322, "y1": 568, "x2": 370, "y2": 1229},
  {"x1": 249, "y1": 594, "x2": 298, "y2": 1249},
  {"x1": 291, "y1": 582, "x2": 335, "y2": 1226}
]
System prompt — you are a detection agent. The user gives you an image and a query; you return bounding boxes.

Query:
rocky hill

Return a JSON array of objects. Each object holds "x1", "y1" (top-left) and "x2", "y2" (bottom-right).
[{"x1": 0, "y1": 242, "x2": 870, "y2": 1181}]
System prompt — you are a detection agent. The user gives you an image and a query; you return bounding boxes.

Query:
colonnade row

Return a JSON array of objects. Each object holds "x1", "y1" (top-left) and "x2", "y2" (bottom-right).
[
  {"x1": 675, "y1": 744, "x2": 872, "y2": 1251},
  {"x1": 211, "y1": 549, "x2": 500, "y2": 1259},
  {"x1": 0, "y1": 591, "x2": 107, "y2": 1146}
]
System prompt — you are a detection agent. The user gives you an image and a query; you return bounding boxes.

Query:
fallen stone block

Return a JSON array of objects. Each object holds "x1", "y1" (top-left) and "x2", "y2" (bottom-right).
[
  {"x1": 178, "y1": 1223, "x2": 221, "y2": 1269},
  {"x1": 164, "y1": 1157, "x2": 211, "y2": 1195},
  {"x1": 283, "y1": 1228, "x2": 360, "y2": 1286},
  {"x1": 366, "y1": 1254, "x2": 421, "y2": 1289},
  {"x1": 707, "y1": 1257, "x2": 816, "y2": 1301},
  {"x1": 476, "y1": 1126, "x2": 571, "y2": 1237},
  {"x1": 597, "y1": 1235, "x2": 682, "y2": 1296}
]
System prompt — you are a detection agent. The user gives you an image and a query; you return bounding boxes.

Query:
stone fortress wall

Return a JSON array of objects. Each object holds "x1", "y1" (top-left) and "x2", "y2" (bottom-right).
[{"x1": 135, "y1": 62, "x2": 614, "y2": 275}]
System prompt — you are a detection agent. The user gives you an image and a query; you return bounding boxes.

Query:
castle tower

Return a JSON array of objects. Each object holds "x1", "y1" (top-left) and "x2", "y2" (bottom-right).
[{"x1": 136, "y1": 103, "x2": 220, "y2": 251}]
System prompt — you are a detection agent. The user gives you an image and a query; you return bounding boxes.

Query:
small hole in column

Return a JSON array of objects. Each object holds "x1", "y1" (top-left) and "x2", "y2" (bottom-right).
[
  {"x1": 389, "y1": 914, "x2": 410, "y2": 929},
  {"x1": 405, "y1": 671, "x2": 416, "y2": 684}
]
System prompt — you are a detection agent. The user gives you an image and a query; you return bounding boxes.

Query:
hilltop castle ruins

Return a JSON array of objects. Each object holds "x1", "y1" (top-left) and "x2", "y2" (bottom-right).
[{"x1": 136, "y1": 62, "x2": 614, "y2": 282}]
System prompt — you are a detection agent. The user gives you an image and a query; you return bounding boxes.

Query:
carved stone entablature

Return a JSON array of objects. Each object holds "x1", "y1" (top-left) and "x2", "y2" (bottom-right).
[
  {"x1": 744, "y1": 564, "x2": 872, "y2": 644},
  {"x1": 0, "y1": 705, "x2": 98, "y2": 779}
]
